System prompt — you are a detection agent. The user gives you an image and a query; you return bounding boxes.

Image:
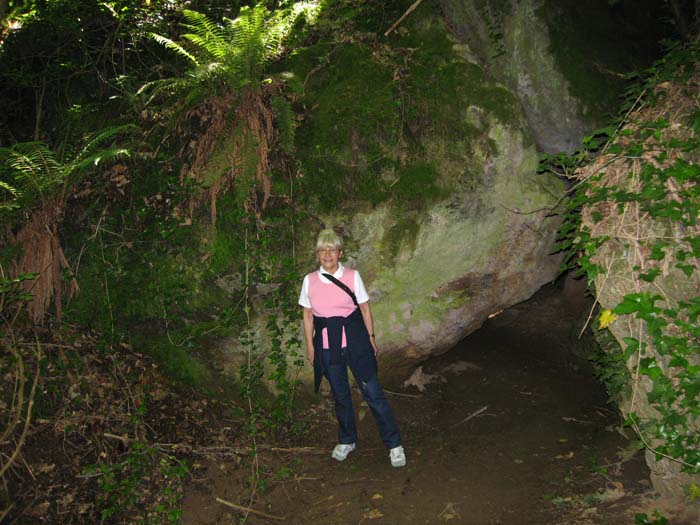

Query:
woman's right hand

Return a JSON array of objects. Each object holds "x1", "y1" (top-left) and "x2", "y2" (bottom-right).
[{"x1": 303, "y1": 307, "x2": 315, "y2": 364}]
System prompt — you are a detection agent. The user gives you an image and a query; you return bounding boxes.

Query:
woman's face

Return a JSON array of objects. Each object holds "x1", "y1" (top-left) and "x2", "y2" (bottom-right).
[{"x1": 317, "y1": 245, "x2": 342, "y2": 273}]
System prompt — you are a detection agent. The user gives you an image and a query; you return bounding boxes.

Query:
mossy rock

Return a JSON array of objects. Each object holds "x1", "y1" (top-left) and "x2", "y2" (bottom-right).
[{"x1": 223, "y1": 8, "x2": 565, "y2": 387}]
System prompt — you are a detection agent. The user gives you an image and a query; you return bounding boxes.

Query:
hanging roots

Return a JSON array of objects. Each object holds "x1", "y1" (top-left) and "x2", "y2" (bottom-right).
[
  {"x1": 7, "y1": 201, "x2": 78, "y2": 324},
  {"x1": 180, "y1": 84, "x2": 278, "y2": 226}
]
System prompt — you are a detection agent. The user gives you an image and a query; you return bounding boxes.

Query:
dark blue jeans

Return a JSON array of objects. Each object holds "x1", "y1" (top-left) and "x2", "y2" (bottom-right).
[{"x1": 322, "y1": 346, "x2": 401, "y2": 449}]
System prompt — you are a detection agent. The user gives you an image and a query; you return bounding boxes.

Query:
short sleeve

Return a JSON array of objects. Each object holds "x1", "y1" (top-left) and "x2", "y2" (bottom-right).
[
  {"x1": 298, "y1": 274, "x2": 311, "y2": 308},
  {"x1": 354, "y1": 271, "x2": 370, "y2": 304}
]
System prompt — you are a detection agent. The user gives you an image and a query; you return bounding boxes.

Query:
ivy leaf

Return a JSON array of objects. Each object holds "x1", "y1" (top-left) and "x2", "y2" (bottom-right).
[
  {"x1": 639, "y1": 268, "x2": 661, "y2": 282},
  {"x1": 607, "y1": 143, "x2": 623, "y2": 155},
  {"x1": 613, "y1": 293, "x2": 643, "y2": 314},
  {"x1": 648, "y1": 241, "x2": 668, "y2": 260},
  {"x1": 629, "y1": 143, "x2": 645, "y2": 156},
  {"x1": 640, "y1": 357, "x2": 662, "y2": 379},
  {"x1": 624, "y1": 412, "x2": 640, "y2": 427},
  {"x1": 622, "y1": 337, "x2": 640, "y2": 358},
  {"x1": 676, "y1": 263, "x2": 694, "y2": 278},
  {"x1": 614, "y1": 293, "x2": 660, "y2": 315}
]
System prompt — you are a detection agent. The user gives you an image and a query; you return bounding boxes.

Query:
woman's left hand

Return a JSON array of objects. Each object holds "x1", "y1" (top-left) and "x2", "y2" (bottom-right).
[{"x1": 359, "y1": 301, "x2": 378, "y2": 356}]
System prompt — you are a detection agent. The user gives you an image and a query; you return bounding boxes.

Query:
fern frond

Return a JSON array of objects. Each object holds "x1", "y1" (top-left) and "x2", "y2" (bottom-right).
[
  {"x1": 181, "y1": 9, "x2": 227, "y2": 60},
  {"x1": 0, "y1": 177, "x2": 21, "y2": 214},
  {"x1": 0, "y1": 179, "x2": 21, "y2": 198},
  {"x1": 227, "y1": 6, "x2": 269, "y2": 86},
  {"x1": 69, "y1": 148, "x2": 131, "y2": 179},
  {"x1": 6, "y1": 142, "x2": 62, "y2": 199},
  {"x1": 183, "y1": 31, "x2": 228, "y2": 62},
  {"x1": 70, "y1": 125, "x2": 134, "y2": 171},
  {"x1": 138, "y1": 6, "x2": 295, "y2": 111},
  {"x1": 182, "y1": 84, "x2": 212, "y2": 108},
  {"x1": 149, "y1": 33, "x2": 198, "y2": 65},
  {"x1": 182, "y1": 9, "x2": 222, "y2": 40},
  {"x1": 138, "y1": 78, "x2": 196, "y2": 105}
]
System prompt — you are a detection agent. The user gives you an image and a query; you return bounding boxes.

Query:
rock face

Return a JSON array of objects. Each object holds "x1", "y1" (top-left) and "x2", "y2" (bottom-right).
[{"x1": 438, "y1": 0, "x2": 629, "y2": 153}]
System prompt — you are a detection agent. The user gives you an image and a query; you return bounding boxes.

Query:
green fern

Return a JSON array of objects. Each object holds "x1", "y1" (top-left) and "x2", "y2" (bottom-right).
[
  {"x1": 181, "y1": 9, "x2": 228, "y2": 61},
  {"x1": 0, "y1": 125, "x2": 133, "y2": 222},
  {"x1": 0, "y1": 177, "x2": 22, "y2": 215},
  {"x1": 148, "y1": 33, "x2": 198, "y2": 65},
  {"x1": 2, "y1": 142, "x2": 63, "y2": 206},
  {"x1": 140, "y1": 5, "x2": 303, "y2": 107}
]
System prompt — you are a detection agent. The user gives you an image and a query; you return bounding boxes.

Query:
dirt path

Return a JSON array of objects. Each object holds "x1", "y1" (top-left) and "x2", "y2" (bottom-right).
[{"x1": 183, "y1": 283, "x2": 656, "y2": 524}]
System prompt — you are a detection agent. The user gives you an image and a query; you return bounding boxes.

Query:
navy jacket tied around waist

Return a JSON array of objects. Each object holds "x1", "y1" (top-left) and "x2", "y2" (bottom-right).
[{"x1": 312, "y1": 307, "x2": 378, "y2": 393}]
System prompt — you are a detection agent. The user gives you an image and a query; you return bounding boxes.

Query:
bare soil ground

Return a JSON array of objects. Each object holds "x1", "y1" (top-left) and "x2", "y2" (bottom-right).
[{"x1": 182, "y1": 283, "x2": 697, "y2": 525}]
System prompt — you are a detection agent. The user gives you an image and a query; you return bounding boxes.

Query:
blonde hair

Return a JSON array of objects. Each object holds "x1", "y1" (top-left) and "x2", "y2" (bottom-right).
[{"x1": 315, "y1": 228, "x2": 343, "y2": 251}]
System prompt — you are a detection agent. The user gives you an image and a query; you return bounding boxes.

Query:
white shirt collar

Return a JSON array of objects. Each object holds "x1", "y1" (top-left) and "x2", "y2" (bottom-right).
[{"x1": 318, "y1": 262, "x2": 344, "y2": 282}]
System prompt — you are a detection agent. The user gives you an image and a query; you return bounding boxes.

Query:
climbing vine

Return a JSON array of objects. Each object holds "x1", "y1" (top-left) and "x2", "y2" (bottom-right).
[{"x1": 550, "y1": 44, "x2": 700, "y2": 474}]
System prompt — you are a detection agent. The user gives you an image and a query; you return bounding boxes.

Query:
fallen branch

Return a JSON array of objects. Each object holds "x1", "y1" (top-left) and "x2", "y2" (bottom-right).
[
  {"x1": 215, "y1": 497, "x2": 285, "y2": 521},
  {"x1": 451, "y1": 405, "x2": 488, "y2": 428},
  {"x1": 384, "y1": 0, "x2": 424, "y2": 37}
]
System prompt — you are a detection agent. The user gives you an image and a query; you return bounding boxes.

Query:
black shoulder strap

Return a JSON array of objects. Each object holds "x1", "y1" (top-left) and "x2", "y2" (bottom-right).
[{"x1": 321, "y1": 273, "x2": 359, "y2": 306}]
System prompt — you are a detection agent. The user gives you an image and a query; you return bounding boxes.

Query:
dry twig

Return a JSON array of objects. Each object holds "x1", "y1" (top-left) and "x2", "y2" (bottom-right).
[
  {"x1": 451, "y1": 405, "x2": 489, "y2": 428},
  {"x1": 215, "y1": 496, "x2": 285, "y2": 521},
  {"x1": 384, "y1": 0, "x2": 425, "y2": 37}
]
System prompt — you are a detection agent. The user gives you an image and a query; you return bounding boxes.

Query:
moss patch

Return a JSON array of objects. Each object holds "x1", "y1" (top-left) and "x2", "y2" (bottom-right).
[
  {"x1": 292, "y1": 42, "x2": 397, "y2": 211},
  {"x1": 400, "y1": 17, "x2": 519, "y2": 127},
  {"x1": 380, "y1": 211, "x2": 421, "y2": 263},
  {"x1": 284, "y1": 9, "x2": 521, "y2": 216}
]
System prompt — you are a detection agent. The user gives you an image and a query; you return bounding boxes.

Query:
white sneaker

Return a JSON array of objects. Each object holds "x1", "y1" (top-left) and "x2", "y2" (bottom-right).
[
  {"x1": 331, "y1": 443, "x2": 356, "y2": 461},
  {"x1": 389, "y1": 445, "x2": 406, "y2": 467}
]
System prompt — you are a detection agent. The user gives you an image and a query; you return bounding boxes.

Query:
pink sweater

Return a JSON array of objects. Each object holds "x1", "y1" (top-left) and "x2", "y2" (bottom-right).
[{"x1": 307, "y1": 268, "x2": 357, "y2": 348}]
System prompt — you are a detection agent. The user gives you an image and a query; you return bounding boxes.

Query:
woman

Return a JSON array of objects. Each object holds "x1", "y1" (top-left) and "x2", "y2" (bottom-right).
[{"x1": 298, "y1": 228, "x2": 406, "y2": 467}]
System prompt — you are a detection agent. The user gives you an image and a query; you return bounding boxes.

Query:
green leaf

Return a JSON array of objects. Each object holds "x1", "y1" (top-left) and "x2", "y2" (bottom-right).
[
  {"x1": 648, "y1": 241, "x2": 668, "y2": 260},
  {"x1": 676, "y1": 263, "x2": 694, "y2": 278},
  {"x1": 639, "y1": 267, "x2": 661, "y2": 282}
]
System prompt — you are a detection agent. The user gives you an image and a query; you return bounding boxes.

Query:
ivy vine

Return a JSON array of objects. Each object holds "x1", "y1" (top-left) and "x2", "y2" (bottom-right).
[{"x1": 547, "y1": 44, "x2": 700, "y2": 474}]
